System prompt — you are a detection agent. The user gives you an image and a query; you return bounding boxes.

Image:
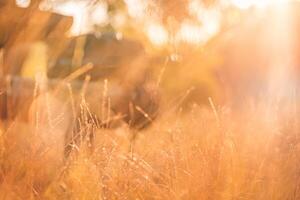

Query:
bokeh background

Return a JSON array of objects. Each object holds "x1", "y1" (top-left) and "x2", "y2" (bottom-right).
[
  {"x1": 3, "y1": 0, "x2": 300, "y2": 110},
  {"x1": 1, "y1": 1, "x2": 300, "y2": 199}
]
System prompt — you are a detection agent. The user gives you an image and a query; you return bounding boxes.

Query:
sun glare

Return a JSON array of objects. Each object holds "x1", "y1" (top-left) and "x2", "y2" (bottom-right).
[
  {"x1": 16, "y1": 0, "x2": 31, "y2": 8},
  {"x1": 48, "y1": 1, "x2": 108, "y2": 35},
  {"x1": 230, "y1": 0, "x2": 289, "y2": 9},
  {"x1": 40, "y1": 0, "x2": 294, "y2": 46},
  {"x1": 52, "y1": 1, "x2": 89, "y2": 35},
  {"x1": 125, "y1": 0, "x2": 148, "y2": 19},
  {"x1": 264, "y1": 2, "x2": 297, "y2": 99},
  {"x1": 177, "y1": 22, "x2": 205, "y2": 44},
  {"x1": 146, "y1": 23, "x2": 169, "y2": 46},
  {"x1": 90, "y1": 3, "x2": 109, "y2": 26}
]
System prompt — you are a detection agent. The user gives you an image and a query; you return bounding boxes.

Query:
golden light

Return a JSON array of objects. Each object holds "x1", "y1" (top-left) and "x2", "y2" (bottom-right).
[
  {"x1": 90, "y1": 3, "x2": 109, "y2": 26},
  {"x1": 188, "y1": 0, "x2": 203, "y2": 16},
  {"x1": 146, "y1": 23, "x2": 169, "y2": 46},
  {"x1": 230, "y1": 0, "x2": 288, "y2": 9},
  {"x1": 198, "y1": 10, "x2": 221, "y2": 36},
  {"x1": 16, "y1": 0, "x2": 31, "y2": 8},
  {"x1": 227, "y1": 0, "x2": 298, "y2": 101},
  {"x1": 52, "y1": 1, "x2": 89, "y2": 35},
  {"x1": 40, "y1": 0, "x2": 294, "y2": 49},
  {"x1": 264, "y1": 2, "x2": 297, "y2": 99},
  {"x1": 177, "y1": 22, "x2": 205, "y2": 44},
  {"x1": 177, "y1": 19, "x2": 219, "y2": 45},
  {"x1": 112, "y1": 12, "x2": 127, "y2": 28},
  {"x1": 125, "y1": 0, "x2": 148, "y2": 19},
  {"x1": 47, "y1": 1, "x2": 108, "y2": 36}
]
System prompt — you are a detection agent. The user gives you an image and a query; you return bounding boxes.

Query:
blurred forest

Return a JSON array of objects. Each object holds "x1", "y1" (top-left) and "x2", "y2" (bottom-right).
[
  {"x1": 1, "y1": 0, "x2": 300, "y2": 131},
  {"x1": 2, "y1": 0, "x2": 298, "y2": 111},
  {"x1": 0, "y1": 0, "x2": 249, "y2": 110}
]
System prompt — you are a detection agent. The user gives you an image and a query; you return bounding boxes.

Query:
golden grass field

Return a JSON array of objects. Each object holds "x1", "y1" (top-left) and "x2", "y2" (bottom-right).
[
  {"x1": 0, "y1": 95, "x2": 299, "y2": 199},
  {"x1": 1, "y1": 0, "x2": 300, "y2": 199}
]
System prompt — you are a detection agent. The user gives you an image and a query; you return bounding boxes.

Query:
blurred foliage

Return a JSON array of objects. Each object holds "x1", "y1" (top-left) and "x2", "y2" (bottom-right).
[{"x1": 1, "y1": 0, "x2": 248, "y2": 108}]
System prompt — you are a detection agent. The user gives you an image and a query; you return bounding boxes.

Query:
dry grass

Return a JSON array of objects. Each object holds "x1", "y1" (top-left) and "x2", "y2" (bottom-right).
[
  {"x1": 0, "y1": 95, "x2": 299, "y2": 200},
  {"x1": 2, "y1": 1, "x2": 300, "y2": 199}
]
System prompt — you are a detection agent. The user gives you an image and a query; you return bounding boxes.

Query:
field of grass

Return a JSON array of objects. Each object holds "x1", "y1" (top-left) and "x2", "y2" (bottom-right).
[
  {"x1": 1, "y1": 1, "x2": 300, "y2": 199},
  {"x1": 0, "y1": 95, "x2": 299, "y2": 199}
]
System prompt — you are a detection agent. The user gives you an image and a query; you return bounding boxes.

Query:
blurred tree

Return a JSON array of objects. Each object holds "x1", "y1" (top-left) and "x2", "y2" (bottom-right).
[
  {"x1": 0, "y1": 0, "x2": 72, "y2": 121},
  {"x1": 0, "y1": 0, "x2": 72, "y2": 73},
  {"x1": 1, "y1": 0, "x2": 229, "y2": 113}
]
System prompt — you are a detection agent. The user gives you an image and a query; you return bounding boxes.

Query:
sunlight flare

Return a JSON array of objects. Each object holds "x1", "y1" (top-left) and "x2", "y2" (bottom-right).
[
  {"x1": 231, "y1": 0, "x2": 288, "y2": 9},
  {"x1": 125, "y1": 0, "x2": 148, "y2": 18},
  {"x1": 50, "y1": 1, "x2": 108, "y2": 35},
  {"x1": 16, "y1": 0, "x2": 31, "y2": 8},
  {"x1": 146, "y1": 23, "x2": 169, "y2": 46}
]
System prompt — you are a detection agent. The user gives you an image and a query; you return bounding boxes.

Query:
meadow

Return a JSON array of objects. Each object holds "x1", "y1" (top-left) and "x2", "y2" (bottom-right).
[
  {"x1": 1, "y1": 95, "x2": 300, "y2": 199},
  {"x1": 1, "y1": 0, "x2": 300, "y2": 199}
]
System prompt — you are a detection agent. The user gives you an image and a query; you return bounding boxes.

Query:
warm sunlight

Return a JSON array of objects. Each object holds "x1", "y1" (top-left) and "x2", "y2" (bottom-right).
[
  {"x1": 49, "y1": 1, "x2": 108, "y2": 35},
  {"x1": 125, "y1": 0, "x2": 148, "y2": 19},
  {"x1": 263, "y1": 2, "x2": 297, "y2": 100},
  {"x1": 52, "y1": 1, "x2": 89, "y2": 35},
  {"x1": 2, "y1": 0, "x2": 300, "y2": 199},
  {"x1": 146, "y1": 22, "x2": 169, "y2": 46},
  {"x1": 16, "y1": 0, "x2": 30, "y2": 8},
  {"x1": 230, "y1": 0, "x2": 288, "y2": 9},
  {"x1": 177, "y1": 21, "x2": 206, "y2": 44}
]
